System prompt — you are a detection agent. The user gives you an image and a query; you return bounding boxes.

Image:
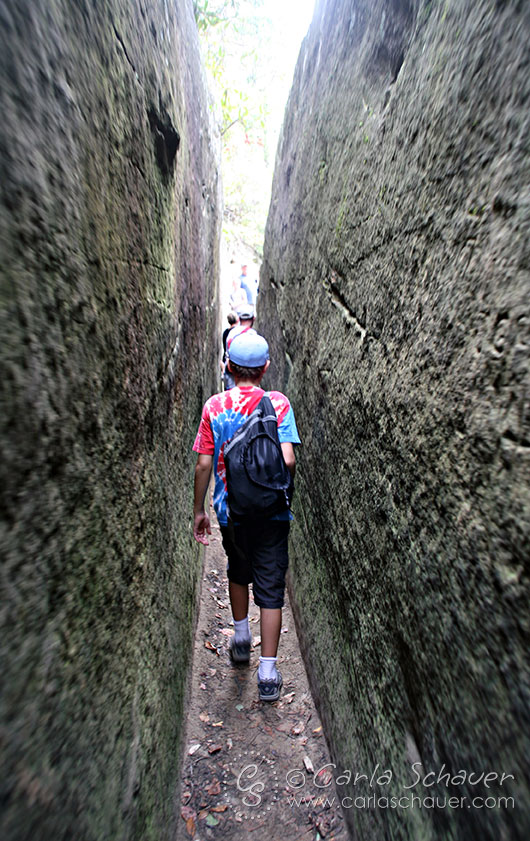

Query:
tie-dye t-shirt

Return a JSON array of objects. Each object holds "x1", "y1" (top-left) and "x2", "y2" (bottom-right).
[{"x1": 193, "y1": 385, "x2": 301, "y2": 526}]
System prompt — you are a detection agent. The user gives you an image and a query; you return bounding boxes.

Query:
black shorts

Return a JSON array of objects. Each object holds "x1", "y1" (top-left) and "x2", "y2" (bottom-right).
[{"x1": 220, "y1": 520, "x2": 290, "y2": 609}]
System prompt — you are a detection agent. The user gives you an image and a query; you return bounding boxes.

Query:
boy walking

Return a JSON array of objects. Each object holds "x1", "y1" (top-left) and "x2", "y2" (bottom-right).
[
  {"x1": 222, "y1": 304, "x2": 256, "y2": 391},
  {"x1": 192, "y1": 332, "x2": 301, "y2": 701}
]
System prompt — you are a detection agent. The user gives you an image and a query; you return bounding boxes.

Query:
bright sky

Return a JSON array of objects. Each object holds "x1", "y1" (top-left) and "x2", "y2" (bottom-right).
[
  {"x1": 262, "y1": 0, "x2": 316, "y2": 58},
  {"x1": 260, "y1": 0, "x2": 316, "y2": 85},
  {"x1": 256, "y1": 0, "x2": 317, "y2": 150}
]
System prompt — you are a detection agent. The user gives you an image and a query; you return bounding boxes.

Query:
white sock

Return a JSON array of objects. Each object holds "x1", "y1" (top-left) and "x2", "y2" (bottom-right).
[
  {"x1": 233, "y1": 616, "x2": 250, "y2": 643},
  {"x1": 259, "y1": 656, "x2": 278, "y2": 681}
]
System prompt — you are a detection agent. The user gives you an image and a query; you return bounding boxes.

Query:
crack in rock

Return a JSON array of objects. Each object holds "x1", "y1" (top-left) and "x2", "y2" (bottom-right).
[{"x1": 324, "y1": 271, "x2": 369, "y2": 343}]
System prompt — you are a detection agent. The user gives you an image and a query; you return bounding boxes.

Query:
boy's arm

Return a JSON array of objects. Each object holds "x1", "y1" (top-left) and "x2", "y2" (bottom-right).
[
  {"x1": 280, "y1": 442, "x2": 296, "y2": 477},
  {"x1": 193, "y1": 454, "x2": 213, "y2": 544}
]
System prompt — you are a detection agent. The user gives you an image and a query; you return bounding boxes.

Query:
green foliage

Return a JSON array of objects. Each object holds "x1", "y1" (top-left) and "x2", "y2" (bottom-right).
[
  {"x1": 194, "y1": 0, "x2": 280, "y2": 255},
  {"x1": 194, "y1": 0, "x2": 311, "y2": 256},
  {"x1": 193, "y1": 0, "x2": 238, "y2": 32},
  {"x1": 196, "y1": 0, "x2": 266, "y2": 137}
]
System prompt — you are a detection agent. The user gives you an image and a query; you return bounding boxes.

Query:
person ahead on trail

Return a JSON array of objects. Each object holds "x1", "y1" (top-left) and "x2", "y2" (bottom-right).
[
  {"x1": 223, "y1": 305, "x2": 255, "y2": 390},
  {"x1": 192, "y1": 332, "x2": 301, "y2": 702},
  {"x1": 226, "y1": 304, "x2": 255, "y2": 346},
  {"x1": 221, "y1": 312, "x2": 238, "y2": 390},
  {"x1": 239, "y1": 264, "x2": 256, "y2": 306},
  {"x1": 228, "y1": 260, "x2": 248, "y2": 311}
]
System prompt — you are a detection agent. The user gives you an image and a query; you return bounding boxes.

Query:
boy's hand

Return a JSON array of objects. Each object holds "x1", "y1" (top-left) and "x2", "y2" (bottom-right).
[{"x1": 193, "y1": 511, "x2": 212, "y2": 545}]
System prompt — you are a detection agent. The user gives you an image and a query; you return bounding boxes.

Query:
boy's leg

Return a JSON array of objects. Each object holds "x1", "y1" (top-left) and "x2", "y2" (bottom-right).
[
  {"x1": 260, "y1": 607, "x2": 282, "y2": 657},
  {"x1": 221, "y1": 525, "x2": 252, "y2": 620},
  {"x1": 221, "y1": 524, "x2": 252, "y2": 664},
  {"x1": 258, "y1": 605, "x2": 284, "y2": 700},
  {"x1": 229, "y1": 580, "x2": 249, "y2": 621},
  {"x1": 248, "y1": 521, "x2": 289, "y2": 699}
]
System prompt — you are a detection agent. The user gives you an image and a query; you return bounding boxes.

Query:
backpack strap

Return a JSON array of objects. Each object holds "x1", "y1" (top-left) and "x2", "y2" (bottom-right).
[
  {"x1": 257, "y1": 393, "x2": 277, "y2": 422},
  {"x1": 226, "y1": 324, "x2": 252, "y2": 351}
]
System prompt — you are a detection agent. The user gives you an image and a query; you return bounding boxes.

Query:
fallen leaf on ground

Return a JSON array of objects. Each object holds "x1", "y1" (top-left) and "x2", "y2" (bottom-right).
[
  {"x1": 211, "y1": 803, "x2": 228, "y2": 812},
  {"x1": 199, "y1": 712, "x2": 210, "y2": 723},
  {"x1": 313, "y1": 725, "x2": 322, "y2": 734},
  {"x1": 292, "y1": 722, "x2": 305, "y2": 735},
  {"x1": 181, "y1": 790, "x2": 191, "y2": 803},
  {"x1": 208, "y1": 744, "x2": 222, "y2": 754},
  {"x1": 200, "y1": 683, "x2": 207, "y2": 690},
  {"x1": 316, "y1": 811, "x2": 339, "y2": 835},
  {"x1": 252, "y1": 636, "x2": 261, "y2": 647},
  {"x1": 220, "y1": 628, "x2": 233, "y2": 636},
  {"x1": 207, "y1": 779, "x2": 221, "y2": 796},
  {"x1": 303, "y1": 755, "x2": 315, "y2": 774},
  {"x1": 235, "y1": 703, "x2": 244, "y2": 711},
  {"x1": 198, "y1": 809, "x2": 209, "y2": 820},
  {"x1": 206, "y1": 814, "x2": 220, "y2": 827},
  {"x1": 181, "y1": 806, "x2": 196, "y2": 821},
  {"x1": 185, "y1": 817, "x2": 195, "y2": 836},
  {"x1": 211, "y1": 720, "x2": 223, "y2": 727},
  {"x1": 209, "y1": 668, "x2": 217, "y2": 675},
  {"x1": 283, "y1": 692, "x2": 295, "y2": 703},
  {"x1": 188, "y1": 743, "x2": 201, "y2": 755},
  {"x1": 204, "y1": 641, "x2": 218, "y2": 654}
]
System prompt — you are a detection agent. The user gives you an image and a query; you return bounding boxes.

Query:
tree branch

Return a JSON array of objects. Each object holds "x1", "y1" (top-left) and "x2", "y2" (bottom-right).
[{"x1": 220, "y1": 118, "x2": 241, "y2": 136}]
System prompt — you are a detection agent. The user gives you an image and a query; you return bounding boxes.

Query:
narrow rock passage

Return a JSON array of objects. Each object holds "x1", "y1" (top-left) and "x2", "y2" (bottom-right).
[{"x1": 176, "y1": 518, "x2": 349, "y2": 841}]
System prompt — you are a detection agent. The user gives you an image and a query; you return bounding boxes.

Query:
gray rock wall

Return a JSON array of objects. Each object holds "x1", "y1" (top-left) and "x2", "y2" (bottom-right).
[
  {"x1": 260, "y1": 1, "x2": 529, "y2": 839},
  {"x1": 0, "y1": 1, "x2": 220, "y2": 839}
]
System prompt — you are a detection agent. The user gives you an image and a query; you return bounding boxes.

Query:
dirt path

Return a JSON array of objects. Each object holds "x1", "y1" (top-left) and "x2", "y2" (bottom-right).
[{"x1": 176, "y1": 519, "x2": 348, "y2": 841}]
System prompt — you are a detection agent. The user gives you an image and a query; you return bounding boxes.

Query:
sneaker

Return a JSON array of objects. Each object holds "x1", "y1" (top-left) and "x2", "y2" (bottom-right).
[
  {"x1": 258, "y1": 670, "x2": 283, "y2": 702},
  {"x1": 229, "y1": 636, "x2": 251, "y2": 664}
]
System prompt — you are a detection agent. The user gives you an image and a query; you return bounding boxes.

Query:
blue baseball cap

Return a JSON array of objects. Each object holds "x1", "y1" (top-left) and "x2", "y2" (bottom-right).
[{"x1": 228, "y1": 332, "x2": 269, "y2": 367}]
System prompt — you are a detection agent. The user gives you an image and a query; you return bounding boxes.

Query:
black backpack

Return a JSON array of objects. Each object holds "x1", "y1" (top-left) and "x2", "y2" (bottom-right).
[{"x1": 224, "y1": 394, "x2": 294, "y2": 521}]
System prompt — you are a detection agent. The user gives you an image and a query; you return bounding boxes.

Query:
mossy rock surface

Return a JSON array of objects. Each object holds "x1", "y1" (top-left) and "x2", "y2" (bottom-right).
[
  {"x1": 0, "y1": 1, "x2": 220, "y2": 839},
  {"x1": 260, "y1": 1, "x2": 530, "y2": 839}
]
